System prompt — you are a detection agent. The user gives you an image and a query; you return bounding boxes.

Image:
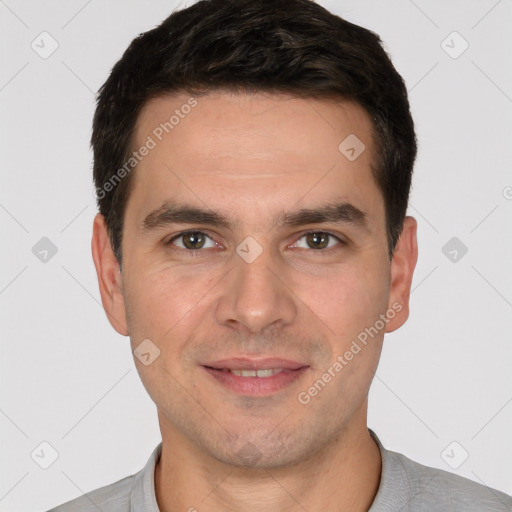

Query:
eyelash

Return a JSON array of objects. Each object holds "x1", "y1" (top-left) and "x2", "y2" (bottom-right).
[{"x1": 164, "y1": 230, "x2": 346, "y2": 256}]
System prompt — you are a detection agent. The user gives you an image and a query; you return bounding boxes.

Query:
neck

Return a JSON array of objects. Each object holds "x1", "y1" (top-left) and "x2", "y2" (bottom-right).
[{"x1": 155, "y1": 415, "x2": 381, "y2": 512}]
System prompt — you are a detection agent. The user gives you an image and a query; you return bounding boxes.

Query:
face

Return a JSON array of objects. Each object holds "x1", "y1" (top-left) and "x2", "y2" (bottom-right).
[{"x1": 92, "y1": 91, "x2": 417, "y2": 469}]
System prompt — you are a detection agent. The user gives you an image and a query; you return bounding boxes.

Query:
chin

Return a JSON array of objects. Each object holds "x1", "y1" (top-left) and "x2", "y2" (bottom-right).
[{"x1": 202, "y1": 427, "x2": 324, "y2": 471}]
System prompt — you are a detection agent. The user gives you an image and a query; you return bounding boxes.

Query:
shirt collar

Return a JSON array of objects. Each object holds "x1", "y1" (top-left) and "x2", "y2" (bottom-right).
[
  {"x1": 368, "y1": 428, "x2": 415, "y2": 511},
  {"x1": 130, "y1": 441, "x2": 162, "y2": 512}
]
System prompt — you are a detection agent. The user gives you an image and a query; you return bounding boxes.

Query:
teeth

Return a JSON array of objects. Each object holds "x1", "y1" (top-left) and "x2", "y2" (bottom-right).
[{"x1": 229, "y1": 369, "x2": 283, "y2": 377}]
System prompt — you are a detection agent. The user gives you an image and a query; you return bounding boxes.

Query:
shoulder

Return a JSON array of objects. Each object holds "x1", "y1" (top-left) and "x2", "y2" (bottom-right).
[
  {"x1": 45, "y1": 473, "x2": 135, "y2": 512},
  {"x1": 389, "y1": 449, "x2": 512, "y2": 511},
  {"x1": 44, "y1": 442, "x2": 162, "y2": 512}
]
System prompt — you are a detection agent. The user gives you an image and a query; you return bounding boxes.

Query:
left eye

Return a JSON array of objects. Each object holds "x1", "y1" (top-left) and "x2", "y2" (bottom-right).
[{"x1": 291, "y1": 231, "x2": 343, "y2": 250}]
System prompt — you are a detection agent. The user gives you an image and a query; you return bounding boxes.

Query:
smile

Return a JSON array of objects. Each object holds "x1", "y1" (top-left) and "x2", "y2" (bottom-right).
[
  {"x1": 202, "y1": 365, "x2": 309, "y2": 396},
  {"x1": 219, "y1": 368, "x2": 284, "y2": 377}
]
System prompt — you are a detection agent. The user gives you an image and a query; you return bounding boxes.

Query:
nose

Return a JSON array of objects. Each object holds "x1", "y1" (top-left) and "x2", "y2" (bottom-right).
[{"x1": 215, "y1": 241, "x2": 297, "y2": 334}]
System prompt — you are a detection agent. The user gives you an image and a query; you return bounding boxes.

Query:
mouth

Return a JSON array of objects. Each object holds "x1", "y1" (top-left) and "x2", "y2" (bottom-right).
[
  {"x1": 201, "y1": 358, "x2": 310, "y2": 396},
  {"x1": 214, "y1": 368, "x2": 288, "y2": 377}
]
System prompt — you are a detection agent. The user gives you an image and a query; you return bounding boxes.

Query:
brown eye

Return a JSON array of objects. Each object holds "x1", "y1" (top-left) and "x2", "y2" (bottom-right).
[
  {"x1": 182, "y1": 232, "x2": 206, "y2": 249},
  {"x1": 167, "y1": 231, "x2": 216, "y2": 251},
  {"x1": 289, "y1": 231, "x2": 345, "y2": 254},
  {"x1": 305, "y1": 232, "x2": 330, "y2": 249}
]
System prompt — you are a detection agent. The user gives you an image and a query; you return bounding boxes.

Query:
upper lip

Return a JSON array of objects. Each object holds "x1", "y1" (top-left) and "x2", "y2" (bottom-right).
[{"x1": 203, "y1": 358, "x2": 309, "y2": 371}]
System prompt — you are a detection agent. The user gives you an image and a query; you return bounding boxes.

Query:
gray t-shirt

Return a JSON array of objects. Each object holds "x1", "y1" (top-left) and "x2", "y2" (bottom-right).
[{"x1": 47, "y1": 429, "x2": 512, "y2": 511}]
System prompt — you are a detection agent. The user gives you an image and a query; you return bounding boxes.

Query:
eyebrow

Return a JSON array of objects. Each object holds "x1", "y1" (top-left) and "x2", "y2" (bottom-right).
[{"x1": 141, "y1": 200, "x2": 370, "y2": 233}]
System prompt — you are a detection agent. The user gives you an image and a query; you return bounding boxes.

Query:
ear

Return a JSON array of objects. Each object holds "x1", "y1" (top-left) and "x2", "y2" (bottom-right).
[
  {"x1": 91, "y1": 213, "x2": 129, "y2": 336},
  {"x1": 385, "y1": 216, "x2": 418, "y2": 333}
]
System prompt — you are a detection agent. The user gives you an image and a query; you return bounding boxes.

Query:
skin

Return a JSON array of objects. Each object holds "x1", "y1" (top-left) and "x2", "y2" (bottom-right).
[{"x1": 92, "y1": 91, "x2": 418, "y2": 512}]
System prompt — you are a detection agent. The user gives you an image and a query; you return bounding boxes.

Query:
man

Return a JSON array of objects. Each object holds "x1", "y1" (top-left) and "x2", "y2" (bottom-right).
[{"x1": 48, "y1": 0, "x2": 512, "y2": 510}]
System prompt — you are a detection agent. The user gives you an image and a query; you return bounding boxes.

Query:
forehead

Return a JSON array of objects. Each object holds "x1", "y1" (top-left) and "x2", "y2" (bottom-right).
[
  {"x1": 135, "y1": 90, "x2": 374, "y2": 162},
  {"x1": 128, "y1": 91, "x2": 383, "y2": 229}
]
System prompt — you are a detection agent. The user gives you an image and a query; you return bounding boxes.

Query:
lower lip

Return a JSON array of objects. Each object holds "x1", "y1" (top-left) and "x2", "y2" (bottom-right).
[{"x1": 202, "y1": 366, "x2": 309, "y2": 396}]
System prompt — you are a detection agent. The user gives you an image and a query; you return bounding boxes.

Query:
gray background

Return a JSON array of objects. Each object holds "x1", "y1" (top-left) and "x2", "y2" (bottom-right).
[{"x1": 1, "y1": 0, "x2": 511, "y2": 510}]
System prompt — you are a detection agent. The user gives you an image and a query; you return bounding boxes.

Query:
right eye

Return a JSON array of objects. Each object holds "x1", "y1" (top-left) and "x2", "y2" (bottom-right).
[{"x1": 165, "y1": 230, "x2": 220, "y2": 253}]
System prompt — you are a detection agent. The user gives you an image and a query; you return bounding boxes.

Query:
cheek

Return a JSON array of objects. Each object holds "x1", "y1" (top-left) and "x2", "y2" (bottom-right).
[
  {"x1": 292, "y1": 261, "x2": 389, "y2": 337},
  {"x1": 125, "y1": 267, "x2": 218, "y2": 342},
  {"x1": 123, "y1": 270, "x2": 215, "y2": 401}
]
